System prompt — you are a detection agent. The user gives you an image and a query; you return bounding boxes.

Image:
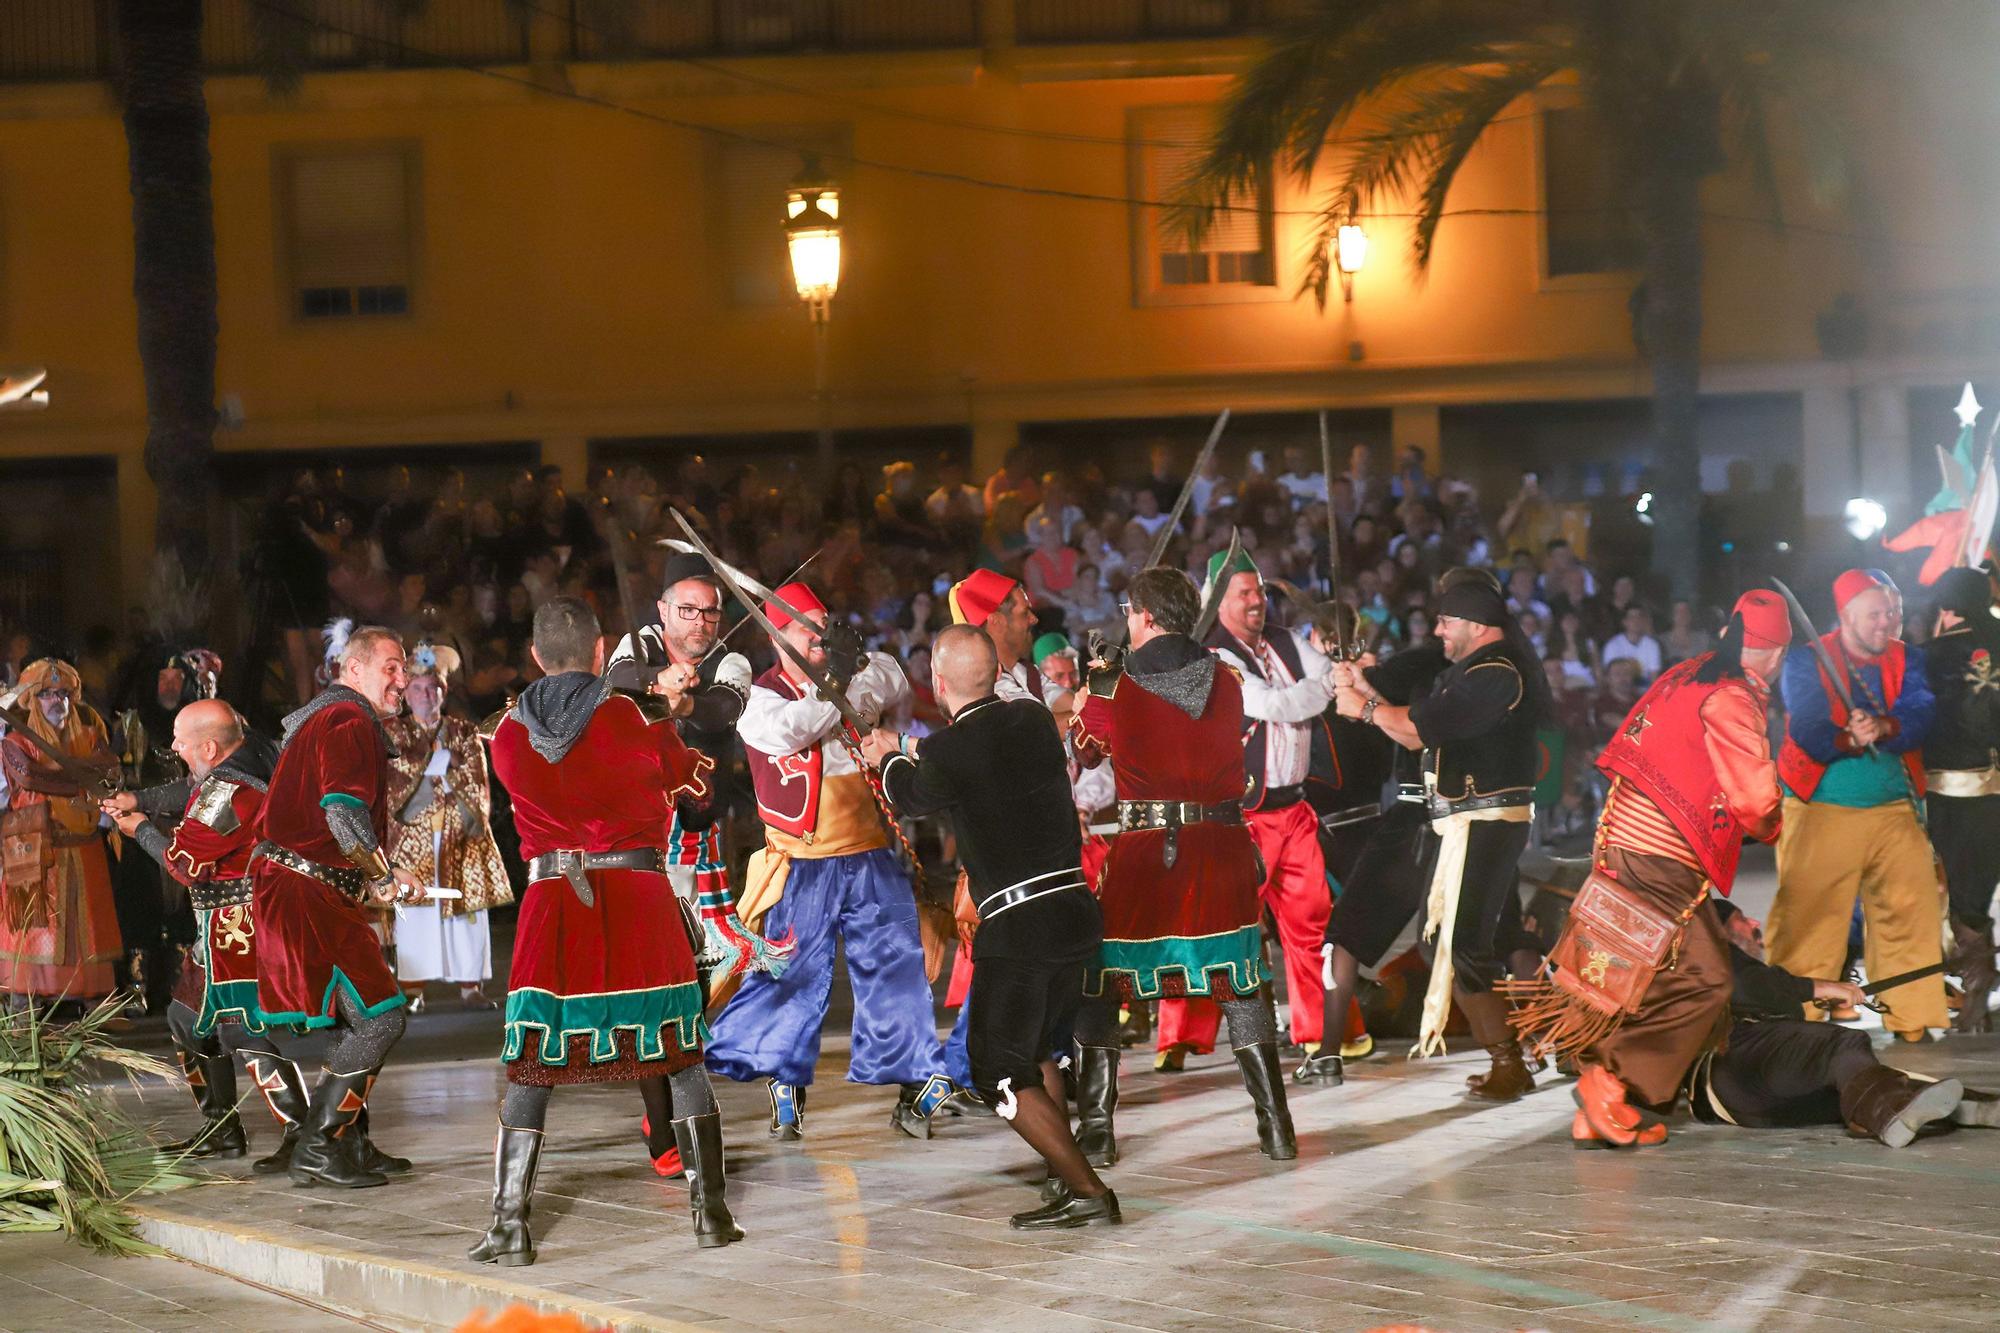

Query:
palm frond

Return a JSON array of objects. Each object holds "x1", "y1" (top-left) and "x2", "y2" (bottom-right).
[{"x1": 0, "y1": 998, "x2": 195, "y2": 1254}]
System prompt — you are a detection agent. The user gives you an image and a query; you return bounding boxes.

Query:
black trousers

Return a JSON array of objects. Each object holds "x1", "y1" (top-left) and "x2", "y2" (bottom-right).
[
  {"x1": 1325, "y1": 803, "x2": 1436, "y2": 965},
  {"x1": 1696, "y1": 1018, "x2": 1878, "y2": 1128},
  {"x1": 1446, "y1": 820, "x2": 1533, "y2": 993},
  {"x1": 1927, "y1": 792, "x2": 2000, "y2": 931}
]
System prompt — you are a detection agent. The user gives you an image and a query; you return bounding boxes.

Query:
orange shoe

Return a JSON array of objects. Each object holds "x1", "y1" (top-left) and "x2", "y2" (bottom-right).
[
  {"x1": 1572, "y1": 1110, "x2": 1667, "y2": 1149},
  {"x1": 640, "y1": 1115, "x2": 684, "y2": 1179},
  {"x1": 1573, "y1": 1064, "x2": 1642, "y2": 1147}
]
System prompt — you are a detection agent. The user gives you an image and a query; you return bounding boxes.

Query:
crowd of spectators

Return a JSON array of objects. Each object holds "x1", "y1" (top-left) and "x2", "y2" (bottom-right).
[{"x1": 15, "y1": 436, "x2": 1744, "y2": 851}]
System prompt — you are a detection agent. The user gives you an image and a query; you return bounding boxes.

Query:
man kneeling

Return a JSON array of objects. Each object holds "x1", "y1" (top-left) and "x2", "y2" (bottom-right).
[{"x1": 864, "y1": 625, "x2": 1117, "y2": 1229}]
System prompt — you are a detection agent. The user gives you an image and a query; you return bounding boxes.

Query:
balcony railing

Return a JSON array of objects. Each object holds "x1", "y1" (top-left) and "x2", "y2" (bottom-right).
[
  {"x1": 1015, "y1": 0, "x2": 1299, "y2": 43},
  {"x1": 0, "y1": 0, "x2": 982, "y2": 83}
]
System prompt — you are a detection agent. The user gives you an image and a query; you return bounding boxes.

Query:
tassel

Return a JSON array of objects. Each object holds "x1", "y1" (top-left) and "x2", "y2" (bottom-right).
[{"x1": 1496, "y1": 977, "x2": 1627, "y2": 1064}]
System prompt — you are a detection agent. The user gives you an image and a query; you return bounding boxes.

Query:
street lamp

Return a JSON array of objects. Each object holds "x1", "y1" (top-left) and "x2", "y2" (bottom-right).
[
  {"x1": 1844, "y1": 497, "x2": 1887, "y2": 542},
  {"x1": 1335, "y1": 224, "x2": 1368, "y2": 304},
  {"x1": 785, "y1": 157, "x2": 842, "y2": 477},
  {"x1": 785, "y1": 157, "x2": 841, "y2": 324}
]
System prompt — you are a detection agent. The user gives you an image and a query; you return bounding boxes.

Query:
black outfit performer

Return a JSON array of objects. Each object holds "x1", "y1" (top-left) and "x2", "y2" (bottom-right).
[
  {"x1": 1689, "y1": 901, "x2": 1995, "y2": 1145},
  {"x1": 881, "y1": 690, "x2": 1116, "y2": 1231},
  {"x1": 1920, "y1": 566, "x2": 2000, "y2": 1033}
]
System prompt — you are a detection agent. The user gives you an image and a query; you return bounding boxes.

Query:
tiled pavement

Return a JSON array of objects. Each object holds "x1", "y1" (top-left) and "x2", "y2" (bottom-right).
[{"x1": 92, "y1": 1024, "x2": 2000, "y2": 1333}]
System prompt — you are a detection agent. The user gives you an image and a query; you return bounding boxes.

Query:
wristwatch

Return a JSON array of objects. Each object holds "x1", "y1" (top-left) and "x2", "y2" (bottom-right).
[{"x1": 1361, "y1": 697, "x2": 1380, "y2": 726}]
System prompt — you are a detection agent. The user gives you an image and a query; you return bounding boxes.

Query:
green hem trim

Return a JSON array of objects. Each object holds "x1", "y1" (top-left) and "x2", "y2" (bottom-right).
[
  {"x1": 194, "y1": 979, "x2": 272, "y2": 1038},
  {"x1": 1086, "y1": 924, "x2": 1266, "y2": 1001},
  {"x1": 319, "y1": 792, "x2": 368, "y2": 811},
  {"x1": 501, "y1": 983, "x2": 709, "y2": 1067},
  {"x1": 259, "y1": 968, "x2": 408, "y2": 1031}
]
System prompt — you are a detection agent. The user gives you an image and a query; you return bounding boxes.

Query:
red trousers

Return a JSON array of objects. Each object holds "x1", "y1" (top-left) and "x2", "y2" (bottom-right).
[{"x1": 1158, "y1": 800, "x2": 1331, "y2": 1049}]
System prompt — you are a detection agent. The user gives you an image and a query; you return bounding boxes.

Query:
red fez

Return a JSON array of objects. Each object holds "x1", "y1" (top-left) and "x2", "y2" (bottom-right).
[
  {"x1": 1833, "y1": 568, "x2": 1893, "y2": 614},
  {"x1": 947, "y1": 569, "x2": 1021, "y2": 628},
  {"x1": 764, "y1": 581, "x2": 826, "y2": 630},
  {"x1": 1731, "y1": 589, "x2": 1792, "y2": 649}
]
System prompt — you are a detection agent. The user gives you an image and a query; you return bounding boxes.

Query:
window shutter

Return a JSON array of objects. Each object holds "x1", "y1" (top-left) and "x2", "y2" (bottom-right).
[
  {"x1": 287, "y1": 150, "x2": 413, "y2": 292},
  {"x1": 1148, "y1": 108, "x2": 1261, "y2": 255}
]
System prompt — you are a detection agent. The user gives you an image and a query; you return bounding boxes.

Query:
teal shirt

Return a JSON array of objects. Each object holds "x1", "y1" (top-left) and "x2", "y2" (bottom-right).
[{"x1": 1783, "y1": 751, "x2": 1911, "y2": 808}]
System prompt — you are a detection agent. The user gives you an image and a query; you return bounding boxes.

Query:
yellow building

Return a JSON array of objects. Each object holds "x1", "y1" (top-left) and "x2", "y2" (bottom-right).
[{"x1": 0, "y1": 0, "x2": 1995, "y2": 638}]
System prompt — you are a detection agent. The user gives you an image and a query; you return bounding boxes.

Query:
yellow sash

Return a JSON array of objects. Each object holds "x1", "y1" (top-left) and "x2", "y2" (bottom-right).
[{"x1": 737, "y1": 774, "x2": 887, "y2": 934}]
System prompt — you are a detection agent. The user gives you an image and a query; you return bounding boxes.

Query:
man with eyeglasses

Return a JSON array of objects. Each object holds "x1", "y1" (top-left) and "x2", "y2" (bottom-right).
[{"x1": 606, "y1": 553, "x2": 791, "y2": 1176}]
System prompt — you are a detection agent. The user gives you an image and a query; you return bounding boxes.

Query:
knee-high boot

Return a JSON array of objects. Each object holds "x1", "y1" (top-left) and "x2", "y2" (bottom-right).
[
  {"x1": 242, "y1": 1051, "x2": 309, "y2": 1175},
  {"x1": 1234, "y1": 1043, "x2": 1298, "y2": 1160},
  {"x1": 1072, "y1": 1044, "x2": 1120, "y2": 1168},
  {"x1": 672, "y1": 1112, "x2": 744, "y2": 1249},
  {"x1": 468, "y1": 1125, "x2": 543, "y2": 1265}
]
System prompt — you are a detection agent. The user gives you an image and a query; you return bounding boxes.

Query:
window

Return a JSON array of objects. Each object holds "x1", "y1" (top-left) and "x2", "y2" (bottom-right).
[
  {"x1": 713, "y1": 128, "x2": 852, "y2": 309},
  {"x1": 1129, "y1": 105, "x2": 1276, "y2": 305},
  {"x1": 1540, "y1": 106, "x2": 1640, "y2": 279},
  {"x1": 277, "y1": 144, "x2": 418, "y2": 320}
]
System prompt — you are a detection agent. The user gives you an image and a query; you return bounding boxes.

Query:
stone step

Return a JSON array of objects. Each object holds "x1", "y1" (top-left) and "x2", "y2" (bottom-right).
[{"x1": 133, "y1": 1203, "x2": 707, "y2": 1333}]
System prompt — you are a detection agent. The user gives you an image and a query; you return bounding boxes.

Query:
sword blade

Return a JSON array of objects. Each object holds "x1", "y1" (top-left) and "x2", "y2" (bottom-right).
[
  {"x1": 1768, "y1": 578, "x2": 1858, "y2": 713},
  {"x1": 1192, "y1": 525, "x2": 1243, "y2": 641},
  {"x1": 1141, "y1": 408, "x2": 1231, "y2": 573},
  {"x1": 1319, "y1": 410, "x2": 1342, "y2": 660},
  {"x1": 667, "y1": 509, "x2": 871, "y2": 737},
  {"x1": 1862, "y1": 960, "x2": 1949, "y2": 996}
]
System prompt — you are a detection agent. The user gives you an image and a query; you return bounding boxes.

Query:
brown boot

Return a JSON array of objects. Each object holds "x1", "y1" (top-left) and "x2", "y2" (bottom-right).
[
  {"x1": 1953, "y1": 921, "x2": 1995, "y2": 1035},
  {"x1": 1466, "y1": 1039, "x2": 1535, "y2": 1102},
  {"x1": 1840, "y1": 1066, "x2": 1963, "y2": 1148}
]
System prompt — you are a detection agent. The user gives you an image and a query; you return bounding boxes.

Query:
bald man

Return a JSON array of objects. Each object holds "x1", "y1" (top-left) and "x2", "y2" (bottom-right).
[
  {"x1": 863, "y1": 627, "x2": 1115, "y2": 1230},
  {"x1": 108, "y1": 701, "x2": 310, "y2": 1168}
]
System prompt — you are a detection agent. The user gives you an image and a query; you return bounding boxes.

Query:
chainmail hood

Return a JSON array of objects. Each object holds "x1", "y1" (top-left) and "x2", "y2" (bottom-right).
[
  {"x1": 280, "y1": 684, "x2": 398, "y2": 758},
  {"x1": 1125, "y1": 633, "x2": 1217, "y2": 721},
  {"x1": 513, "y1": 671, "x2": 613, "y2": 763}
]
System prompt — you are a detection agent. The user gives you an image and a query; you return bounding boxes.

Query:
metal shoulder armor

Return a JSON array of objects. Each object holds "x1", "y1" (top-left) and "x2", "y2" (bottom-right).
[
  {"x1": 477, "y1": 702, "x2": 512, "y2": 743},
  {"x1": 187, "y1": 778, "x2": 242, "y2": 833}
]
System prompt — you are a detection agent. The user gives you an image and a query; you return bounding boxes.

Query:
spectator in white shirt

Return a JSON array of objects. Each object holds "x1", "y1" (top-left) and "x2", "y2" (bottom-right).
[
  {"x1": 1128, "y1": 488, "x2": 1173, "y2": 538},
  {"x1": 1599, "y1": 604, "x2": 1664, "y2": 681},
  {"x1": 1023, "y1": 472, "x2": 1085, "y2": 544},
  {"x1": 1275, "y1": 446, "x2": 1326, "y2": 509},
  {"x1": 1505, "y1": 566, "x2": 1551, "y2": 623}
]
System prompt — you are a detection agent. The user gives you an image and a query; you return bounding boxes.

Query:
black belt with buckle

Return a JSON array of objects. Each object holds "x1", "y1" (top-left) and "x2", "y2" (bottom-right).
[
  {"x1": 974, "y1": 867, "x2": 1090, "y2": 921},
  {"x1": 253, "y1": 841, "x2": 370, "y2": 902},
  {"x1": 526, "y1": 847, "x2": 669, "y2": 909},
  {"x1": 190, "y1": 876, "x2": 254, "y2": 912},
  {"x1": 1426, "y1": 790, "x2": 1532, "y2": 821},
  {"x1": 1116, "y1": 799, "x2": 1243, "y2": 870},
  {"x1": 1258, "y1": 784, "x2": 1305, "y2": 810}
]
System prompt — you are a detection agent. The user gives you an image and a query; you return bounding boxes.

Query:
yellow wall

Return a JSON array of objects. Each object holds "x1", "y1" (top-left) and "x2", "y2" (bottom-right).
[{"x1": 0, "y1": 27, "x2": 1994, "y2": 611}]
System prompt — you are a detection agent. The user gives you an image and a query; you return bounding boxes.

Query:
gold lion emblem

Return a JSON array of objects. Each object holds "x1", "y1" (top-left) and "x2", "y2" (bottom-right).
[{"x1": 214, "y1": 905, "x2": 254, "y2": 956}]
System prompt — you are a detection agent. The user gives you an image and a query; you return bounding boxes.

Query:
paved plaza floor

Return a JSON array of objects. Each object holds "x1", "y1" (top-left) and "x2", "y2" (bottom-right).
[{"x1": 9, "y1": 853, "x2": 2000, "y2": 1332}]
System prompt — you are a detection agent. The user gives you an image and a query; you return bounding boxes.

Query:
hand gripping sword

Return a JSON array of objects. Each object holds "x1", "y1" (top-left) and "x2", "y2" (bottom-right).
[
  {"x1": 1769, "y1": 577, "x2": 1880, "y2": 755},
  {"x1": 666, "y1": 510, "x2": 928, "y2": 894}
]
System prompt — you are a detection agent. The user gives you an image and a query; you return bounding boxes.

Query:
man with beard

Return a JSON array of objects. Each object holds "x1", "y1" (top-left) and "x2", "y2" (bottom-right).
[
  {"x1": 252, "y1": 626, "x2": 425, "y2": 1188},
  {"x1": 605, "y1": 553, "x2": 791, "y2": 1174},
  {"x1": 1918, "y1": 567, "x2": 2000, "y2": 1033},
  {"x1": 705, "y1": 583, "x2": 950, "y2": 1140},
  {"x1": 106, "y1": 700, "x2": 310, "y2": 1170},
  {"x1": 865, "y1": 625, "x2": 1115, "y2": 1229},
  {"x1": 1069, "y1": 568, "x2": 1297, "y2": 1163},
  {"x1": 476, "y1": 597, "x2": 738, "y2": 1263},
  {"x1": 0, "y1": 659, "x2": 122, "y2": 1004},
  {"x1": 1154, "y1": 549, "x2": 1339, "y2": 1080},
  {"x1": 1769, "y1": 570, "x2": 1944, "y2": 1040},
  {"x1": 1333, "y1": 577, "x2": 1549, "y2": 1099}
]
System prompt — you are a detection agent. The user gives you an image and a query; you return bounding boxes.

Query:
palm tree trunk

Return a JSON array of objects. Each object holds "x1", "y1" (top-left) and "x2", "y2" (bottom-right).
[
  {"x1": 116, "y1": 0, "x2": 218, "y2": 574},
  {"x1": 1633, "y1": 165, "x2": 1706, "y2": 604}
]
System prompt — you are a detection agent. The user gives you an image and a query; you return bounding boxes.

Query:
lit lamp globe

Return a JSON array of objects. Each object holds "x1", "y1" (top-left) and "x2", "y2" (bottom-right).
[
  {"x1": 1335, "y1": 224, "x2": 1369, "y2": 303},
  {"x1": 785, "y1": 162, "x2": 841, "y2": 322}
]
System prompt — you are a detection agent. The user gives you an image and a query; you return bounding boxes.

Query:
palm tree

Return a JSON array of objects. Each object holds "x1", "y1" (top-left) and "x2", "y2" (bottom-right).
[{"x1": 1176, "y1": 0, "x2": 1871, "y2": 600}]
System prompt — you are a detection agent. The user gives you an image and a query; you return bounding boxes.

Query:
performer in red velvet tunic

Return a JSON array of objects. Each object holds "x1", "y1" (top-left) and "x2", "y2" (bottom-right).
[
  {"x1": 475, "y1": 597, "x2": 739, "y2": 1266},
  {"x1": 107, "y1": 700, "x2": 308, "y2": 1172},
  {"x1": 253, "y1": 625, "x2": 424, "y2": 1191},
  {"x1": 1068, "y1": 568, "x2": 1297, "y2": 1164}
]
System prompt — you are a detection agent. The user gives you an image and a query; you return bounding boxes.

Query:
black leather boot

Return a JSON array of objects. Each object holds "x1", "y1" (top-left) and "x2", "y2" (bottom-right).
[
  {"x1": 1072, "y1": 1044, "x2": 1120, "y2": 1168},
  {"x1": 352, "y1": 1100, "x2": 412, "y2": 1175},
  {"x1": 468, "y1": 1125, "x2": 543, "y2": 1266},
  {"x1": 243, "y1": 1052, "x2": 308, "y2": 1176},
  {"x1": 672, "y1": 1112, "x2": 744, "y2": 1249},
  {"x1": 1009, "y1": 1184, "x2": 1122, "y2": 1230},
  {"x1": 1841, "y1": 1065, "x2": 1963, "y2": 1147},
  {"x1": 168, "y1": 1048, "x2": 248, "y2": 1158},
  {"x1": 290, "y1": 1070, "x2": 388, "y2": 1189},
  {"x1": 1234, "y1": 1043, "x2": 1298, "y2": 1160}
]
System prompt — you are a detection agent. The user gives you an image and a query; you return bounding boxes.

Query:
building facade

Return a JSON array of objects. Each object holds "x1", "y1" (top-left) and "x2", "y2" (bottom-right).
[{"x1": 0, "y1": 0, "x2": 1995, "y2": 634}]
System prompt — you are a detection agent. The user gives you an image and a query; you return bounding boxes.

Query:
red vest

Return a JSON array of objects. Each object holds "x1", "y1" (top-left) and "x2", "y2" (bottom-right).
[
  {"x1": 742, "y1": 666, "x2": 823, "y2": 838},
  {"x1": 1595, "y1": 657, "x2": 1768, "y2": 893},
  {"x1": 1775, "y1": 634, "x2": 1925, "y2": 801}
]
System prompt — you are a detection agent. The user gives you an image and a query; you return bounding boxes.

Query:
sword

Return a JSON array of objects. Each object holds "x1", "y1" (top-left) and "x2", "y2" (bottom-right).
[
  {"x1": 1140, "y1": 408, "x2": 1232, "y2": 575},
  {"x1": 1, "y1": 703, "x2": 123, "y2": 797},
  {"x1": 1319, "y1": 409, "x2": 1343, "y2": 658},
  {"x1": 1863, "y1": 960, "x2": 1949, "y2": 997},
  {"x1": 1769, "y1": 578, "x2": 1879, "y2": 754},
  {"x1": 1192, "y1": 525, "x2": 1245, "y2": 641},
  {"x1": 666, "y1": 510, "x2": 869, "y2": 737}
]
